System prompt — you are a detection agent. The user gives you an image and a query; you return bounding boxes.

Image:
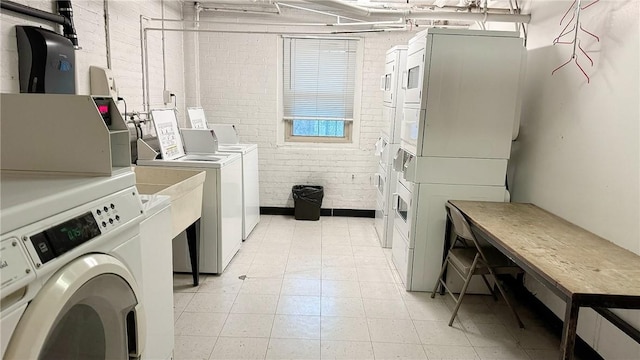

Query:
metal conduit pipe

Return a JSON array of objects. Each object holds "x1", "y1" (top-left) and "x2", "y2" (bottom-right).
[
  {"x1": 143, "y1": 26, "x2": 406, "y2": 35},
  {"x1": 310, "y1": 0, "x2": 531, "y2": 23},
  {"x1": 143, "y1": 17, "x2": 405, "y2": 28},
  {"x1": 0, "y1": 0, "x2": 80, "y2": 47},
  {"x1": 56, "y1": 1, "x2": 78, "y2": 48}
]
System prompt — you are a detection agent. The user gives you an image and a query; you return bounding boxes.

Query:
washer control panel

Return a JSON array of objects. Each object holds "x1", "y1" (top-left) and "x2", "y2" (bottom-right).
[{"x1": 24, "y1": 187, "x2": 143, "y2": 267}]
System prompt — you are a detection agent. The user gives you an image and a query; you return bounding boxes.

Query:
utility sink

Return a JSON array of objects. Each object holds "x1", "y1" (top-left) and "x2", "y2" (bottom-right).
[{"x1": 134, "y1": 166, "x2": 206, "y2": 238}]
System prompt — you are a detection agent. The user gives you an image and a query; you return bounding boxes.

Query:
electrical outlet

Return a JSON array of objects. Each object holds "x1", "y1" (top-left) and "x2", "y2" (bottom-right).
[{"x1": 163, "y1": 90, "x2": 172, "y2": 104}]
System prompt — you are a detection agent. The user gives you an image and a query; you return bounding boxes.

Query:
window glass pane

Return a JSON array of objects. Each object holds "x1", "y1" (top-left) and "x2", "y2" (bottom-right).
[
  {"x1": 407, "y1": 66, "x2": 420, "y2": 89},
  {"x1": 293, "y1": 120, "x2": 345, "y2": 137}
]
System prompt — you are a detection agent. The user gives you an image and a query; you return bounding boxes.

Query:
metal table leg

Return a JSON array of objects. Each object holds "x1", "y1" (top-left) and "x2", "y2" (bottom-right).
[
  {"x1": 560, "y1": 300, "x2": 580, "y2": 360},
  {"x1": 186, "y1": 219, "x2": 200, "y2": 286}
]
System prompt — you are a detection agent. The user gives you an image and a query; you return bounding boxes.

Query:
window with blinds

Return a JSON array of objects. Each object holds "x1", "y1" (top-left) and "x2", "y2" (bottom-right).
[{"x1": 283, "y1": 37, "x2": 358, "y2": 142}]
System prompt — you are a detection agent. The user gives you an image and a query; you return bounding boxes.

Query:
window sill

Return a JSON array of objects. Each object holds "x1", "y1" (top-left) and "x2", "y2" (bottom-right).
[{"x1": 276, "y1": 141, "x2": 361, "y2": 151}]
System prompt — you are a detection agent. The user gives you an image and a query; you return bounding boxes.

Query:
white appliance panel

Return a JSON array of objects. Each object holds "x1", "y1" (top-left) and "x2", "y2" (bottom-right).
[
  {"x1": 374, "y1": 197, "x2": 385, "y2": 245},
  {"x1": 405, "y1": 183, "x2": 507, "y2": 291},
  {"x1": 400, "y1": 106, "x2": 420, "y2": 155},
  {"x1": 139, "y1": 197, "x2": 174, "y2": 359},
  {"x1": 209, "y1": 124, "x2": 239, "y2": 144},
  {"x1": 376, "y1": 135, "x2": 389, "y2": 167},
  {"x1": 218, "y1": 144, "x2": 260, "y2": 239},
  {"x1": 391, "y1": 224, "x2": 412, "y2": 288},
  {"x1": 241, "y1": 147, "x2": 261, "y2": 239},
  {"x1": 140, "y1": 153, "x2": 243, "y2": 274},
  {"x1": 151, "y1": 109, "x2": 186, "y2": 160},
  {"x1": 406, "y1": 157, "x2": 508, "y2": 186},
  {"x1": 383, "y1": 46, "x2": 408, "y2": 108},
  {"x1": 420, "y1": 34, "x2": 523, "y2": 159},
  {"x1": 404, "y1": 46, "x2": 427, "y2": 105},
  {"x1": 393, "y1": 180, "x2": 412, "y2": 242},
  {"x1": 219, "y1": 158, "x2": 243, "y2": 267},
  {"x1": 0, "y1": 171, "x2": 146, "y2": 359},
  {"x1": 187, "y1": 107, "x2": 208, "y2": 129}
]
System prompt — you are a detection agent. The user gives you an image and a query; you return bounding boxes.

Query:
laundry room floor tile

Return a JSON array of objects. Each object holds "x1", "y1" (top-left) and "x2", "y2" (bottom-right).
[{"x1": 172, "y1": 215, "x2": 569, "y2": 360}]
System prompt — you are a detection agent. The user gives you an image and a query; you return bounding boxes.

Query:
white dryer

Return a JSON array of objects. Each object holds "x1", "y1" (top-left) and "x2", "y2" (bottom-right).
[{"x1": 0, "y1": 168, "x2": 146, "y2": 359}]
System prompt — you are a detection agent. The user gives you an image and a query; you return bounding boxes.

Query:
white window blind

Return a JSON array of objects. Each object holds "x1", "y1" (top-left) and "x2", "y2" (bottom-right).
[{"x1": 283, "y1": 37, "x2": 358, "y2": 122}]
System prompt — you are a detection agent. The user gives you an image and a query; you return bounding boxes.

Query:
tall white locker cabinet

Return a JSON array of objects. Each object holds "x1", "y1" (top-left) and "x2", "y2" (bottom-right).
[
  {"x1": 392, "y1": 29, "x2": 526, "y2": 292},
  {"x1": 374, "y1": 46, "x2": 407, "y2": 248}
]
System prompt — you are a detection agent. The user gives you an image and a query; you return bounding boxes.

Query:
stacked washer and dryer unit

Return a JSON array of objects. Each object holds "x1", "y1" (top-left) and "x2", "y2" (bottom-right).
[
  {"x1": 391, "y1": 29, "x2": 526, "y2": 292},
  {"x1": 374, "y1": 46, "x2": 407, "y2": 248}
]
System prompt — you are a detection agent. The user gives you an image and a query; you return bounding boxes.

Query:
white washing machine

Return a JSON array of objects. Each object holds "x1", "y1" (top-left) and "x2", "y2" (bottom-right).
[
  {"x1": 218, "y1": 143, "x2": 260, "y2": 240},
  {"x1": 0, "y1": 168, "x2": 146, "y2": 359},
  {"x1": 139, "y1": 109, "x2": 243, "y2": 274},
  {"x1": 186, "y1": 114, "x2": 261, "y2": 241},
  {"x1": 138, "y1": 154, "x2": 243, "y2": 274},
  {"x1": 182, "y1": 127, "x2": 260, "y2": 241}
]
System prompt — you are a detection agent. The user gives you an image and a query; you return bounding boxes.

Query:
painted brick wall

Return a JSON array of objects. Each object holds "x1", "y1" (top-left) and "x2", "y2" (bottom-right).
[
  {"x1": 193, "y1": 20, "x2": 413, "y2": 209},
  {"x1": 0, "y1": 0, "x2": 185, "y2": 125}
]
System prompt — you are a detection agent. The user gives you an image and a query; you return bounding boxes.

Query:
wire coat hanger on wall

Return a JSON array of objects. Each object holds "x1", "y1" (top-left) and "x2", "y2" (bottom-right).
[{"x1": 551, "y1": 0, "x2": 601, "y2": 83}]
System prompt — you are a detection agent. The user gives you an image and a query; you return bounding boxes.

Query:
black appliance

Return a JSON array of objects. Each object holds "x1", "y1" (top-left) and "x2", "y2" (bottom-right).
[{"x1": 16, "y1": 25, "x2": 76, "y2": 94}]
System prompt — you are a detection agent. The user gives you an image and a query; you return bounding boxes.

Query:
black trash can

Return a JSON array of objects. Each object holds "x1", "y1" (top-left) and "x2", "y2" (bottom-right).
[{"x1": 292, "y1": 185, "x2": 324, "y2": 221}]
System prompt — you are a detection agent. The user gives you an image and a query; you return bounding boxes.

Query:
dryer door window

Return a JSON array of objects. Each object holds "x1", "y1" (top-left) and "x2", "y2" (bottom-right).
[
  {"x1": 40, "y1": 273, "x2": 138, "y2": 360},
  {"x1": 4, "y1": 254, "x2": 144, "y2": 360}
]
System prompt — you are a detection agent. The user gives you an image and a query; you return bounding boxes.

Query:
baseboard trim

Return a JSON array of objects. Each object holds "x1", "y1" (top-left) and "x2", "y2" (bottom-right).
[
  {"x1": 260, "y1": 207, "x2": 375, "y2": 218},
  {"x1": 504, "y1": 277, "x2": 604, "y2": 360}
]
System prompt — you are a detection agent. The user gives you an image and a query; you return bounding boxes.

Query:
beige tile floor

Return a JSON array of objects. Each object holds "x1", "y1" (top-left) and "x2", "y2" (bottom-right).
[{"x1": 173, "y1": 215, "x2": 563, "y2": 360}]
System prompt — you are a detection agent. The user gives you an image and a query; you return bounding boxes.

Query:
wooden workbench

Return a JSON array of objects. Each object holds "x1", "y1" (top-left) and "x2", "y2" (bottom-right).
[{"x1": 448, "y1": 200, "x2": 640, "y2": 360}]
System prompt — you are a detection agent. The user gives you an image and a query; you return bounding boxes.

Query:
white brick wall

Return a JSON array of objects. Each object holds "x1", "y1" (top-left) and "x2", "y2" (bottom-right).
[
  {"x1": 192, "y1": 16, "x2": 413, "y2": 210},
  {"x1": 0, "y1": 0, "x2": 185, "y2": 125},
  {"x1": 0, "y1": 1, "x2": 415, "y2": 210}
]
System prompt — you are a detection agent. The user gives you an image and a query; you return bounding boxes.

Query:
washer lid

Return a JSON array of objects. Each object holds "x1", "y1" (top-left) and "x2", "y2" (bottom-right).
[
  {"x1": 217, "y1": 143, "x2": 258, "y2": 154},
  {"x1": 151, "y1": 108, "x2": 186, "y2": 161},
  {"x1": 137, "y1": 152, "x2": 241, "y2": 169}
]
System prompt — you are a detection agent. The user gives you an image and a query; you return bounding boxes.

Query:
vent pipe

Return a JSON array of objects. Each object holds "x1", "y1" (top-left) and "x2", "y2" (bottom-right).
[
  {"x1": 56, "y1": 1, "x2": 78, "y2": 48},
  {"x1": 0, "y1": 0, "x2": 79, "y2": 48}
]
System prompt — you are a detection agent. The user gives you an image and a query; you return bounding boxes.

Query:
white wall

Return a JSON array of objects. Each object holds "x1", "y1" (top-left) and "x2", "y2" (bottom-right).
[
  {"x1": 191, "y1": 12, "x2": 414, "y2": 209},
  {"x1": 0, "y1": 0, "x2": 185, "y2": 124},
  {"x1": 510, "y1": 1, "x2": 640, "y2": 358}
]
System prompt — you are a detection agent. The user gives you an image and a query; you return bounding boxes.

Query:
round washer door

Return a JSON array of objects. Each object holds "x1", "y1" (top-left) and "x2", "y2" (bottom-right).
[{"x1": 4, "y1": 254, "x2": 145, "y2": 360}]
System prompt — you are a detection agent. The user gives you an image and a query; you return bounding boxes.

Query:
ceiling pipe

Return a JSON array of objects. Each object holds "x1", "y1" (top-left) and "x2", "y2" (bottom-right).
[
  {"x1": 276, "y1": 2, "x2": 366, "y2": 23},
  {"x1": 310, "y1": 0, "x2": 531, "y2": 23}
]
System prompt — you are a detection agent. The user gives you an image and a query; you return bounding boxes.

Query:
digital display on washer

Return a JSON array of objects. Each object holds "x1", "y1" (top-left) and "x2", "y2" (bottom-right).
[
  {"x1": 44, "y1": 212, "x2": 102, "y2": 256},
  {"x1": 93, "y1": 97, "x2": 112, "y2": 126}
]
